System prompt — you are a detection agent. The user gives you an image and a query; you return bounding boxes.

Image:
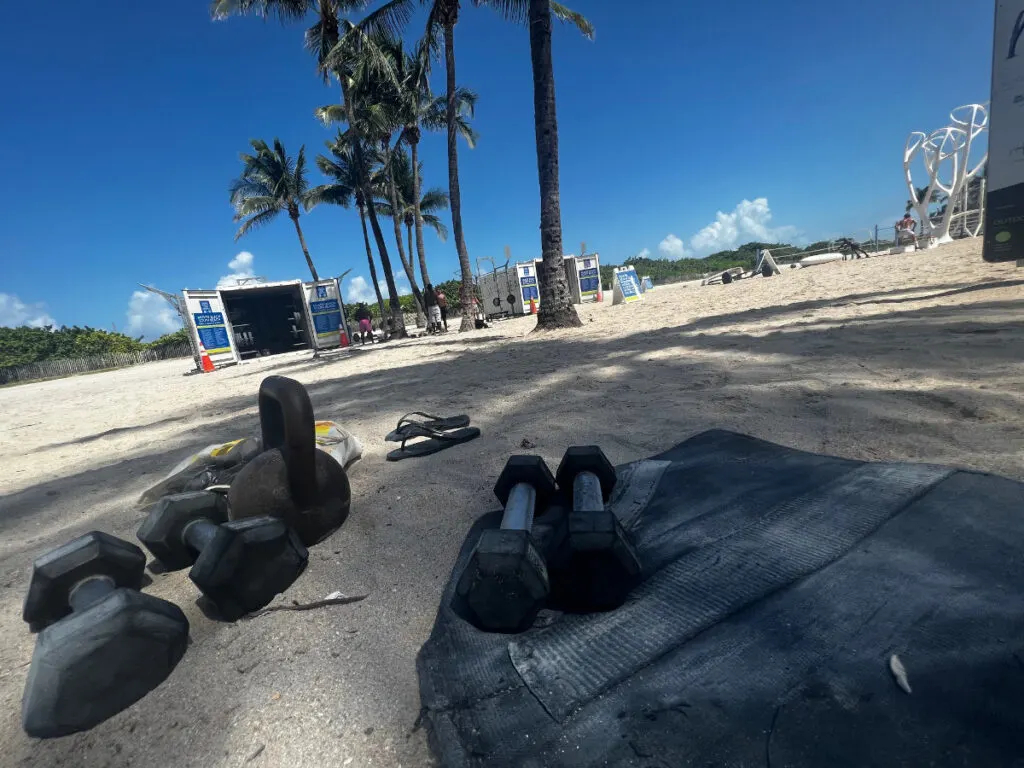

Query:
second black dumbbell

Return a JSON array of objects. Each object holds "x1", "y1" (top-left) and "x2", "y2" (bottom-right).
[
  {"x1": 137, "y1": 491, "x2": 308, "y2": 620},
  {"x1": 553, "y1": 446, "x2": 641, "y2": 613}
]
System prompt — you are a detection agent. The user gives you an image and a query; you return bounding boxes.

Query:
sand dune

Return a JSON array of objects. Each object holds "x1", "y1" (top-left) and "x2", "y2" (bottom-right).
[{"x1": 0, "y1": 237, "x2": 1021, "y2": 766}]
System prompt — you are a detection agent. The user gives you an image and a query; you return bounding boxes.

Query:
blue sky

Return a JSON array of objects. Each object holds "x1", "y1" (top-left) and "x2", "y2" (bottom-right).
[{"x1": 0, "y1": 1, "x2": 994, "y2": 338}]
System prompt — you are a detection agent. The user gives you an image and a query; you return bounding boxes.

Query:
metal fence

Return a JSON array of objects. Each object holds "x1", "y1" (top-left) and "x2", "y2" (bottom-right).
[{"x1": 0, "y1": 342, "x2": 193, "y2": 386}]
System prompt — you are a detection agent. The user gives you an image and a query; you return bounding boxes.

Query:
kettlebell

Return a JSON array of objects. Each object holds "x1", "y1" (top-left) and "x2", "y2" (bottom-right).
[{"x1": 228, "y1": 375, "x2": 351, "y2": 546}]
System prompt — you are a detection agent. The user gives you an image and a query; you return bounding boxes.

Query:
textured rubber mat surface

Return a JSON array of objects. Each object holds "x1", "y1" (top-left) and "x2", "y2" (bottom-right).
[{"x1": 417, "y1": 430, "x2": 1024, "y2": 767}]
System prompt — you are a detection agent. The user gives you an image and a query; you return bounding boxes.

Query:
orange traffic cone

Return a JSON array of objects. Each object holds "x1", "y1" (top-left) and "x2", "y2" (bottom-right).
[
  {"x1": 198, "y1": 341, "x2": 215, "y2": 373},
  {"x1": 529, "y1": 298, "x2": 538, "y2": 315},
  {"x1": 597, "y1": 288, "x2": 604, "y2": 302}
]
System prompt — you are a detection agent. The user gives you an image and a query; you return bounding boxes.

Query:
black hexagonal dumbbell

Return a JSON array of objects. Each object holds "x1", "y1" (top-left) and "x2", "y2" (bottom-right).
[
  {"x1": 554, "y1": 446, "x2": 641, "y2": 613},
  {"x1": 137, "y1": 490, "x2": 308, "y2": 620},
  {"x1": 456, "y1": 455, "x2": 558, "y2": 632},
  {"x1": 21, "y1": 531, "x2": 189, "y2": 739}
]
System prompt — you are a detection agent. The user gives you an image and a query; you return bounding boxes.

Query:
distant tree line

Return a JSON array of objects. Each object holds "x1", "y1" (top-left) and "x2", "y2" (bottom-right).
[
  {"x1": 0, "y1": 326, "x2": 189, "y2": 369},
  {"x1": 598, "y1": 241, "x2": 840, "y2": 289},
  {"x1": 343, "y1": 277, "x2": 467, "y2": 324}
]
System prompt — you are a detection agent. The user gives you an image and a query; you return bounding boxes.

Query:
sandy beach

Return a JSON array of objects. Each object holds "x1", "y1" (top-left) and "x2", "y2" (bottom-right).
[{"x1": 0, "y1": 237, "x2": 1022, "y2": 766}]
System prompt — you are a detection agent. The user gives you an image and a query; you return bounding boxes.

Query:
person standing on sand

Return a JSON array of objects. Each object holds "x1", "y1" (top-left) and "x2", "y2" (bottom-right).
[
  {"x1": 354, "y1": 302, "x2": 374, "y2": 344},
  {"x1": 423, "y1": 284, "x2": 442, "y2": 334},
  {"x1": 435, "y1": 288, "x2": 449, "y2": 332},
  {"x1": 897, "y1": 213, "x2": 917, "y2": 244}
]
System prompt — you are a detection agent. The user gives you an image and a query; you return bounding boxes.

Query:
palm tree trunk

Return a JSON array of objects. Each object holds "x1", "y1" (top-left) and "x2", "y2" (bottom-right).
[
  {"x1": 290, "y1": 213, "x2": 320, "y2": 282},
  {"x1": 386, "y1": 153, "x2": 426, "y2": 324},
  {"x1": 359, "y1": 203, "x2": 387, "y2": 320},
  {"x1": 406, "y1": 221, "x2": 416, "y2": 281},
  {"x1": 410, "y1": 137, "x2": 432, "y2": 287},
  {"x1": 444, "y1": 21, "x2": 475, "y2": 332},
  {"x1": 528, "y1": 0, "x2": 581, "y2": 329},
  {"x1": 365, "y1": 198, "x2": 405, "y2": 332},
  {"x1": 342, "y1": 79, "x2": 405, "y2": 335}
]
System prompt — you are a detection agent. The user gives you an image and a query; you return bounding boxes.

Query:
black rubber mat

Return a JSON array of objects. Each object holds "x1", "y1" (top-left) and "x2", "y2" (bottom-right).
[{"x1": 417, "y1": 430, "x2": 1024, "y2": 767}]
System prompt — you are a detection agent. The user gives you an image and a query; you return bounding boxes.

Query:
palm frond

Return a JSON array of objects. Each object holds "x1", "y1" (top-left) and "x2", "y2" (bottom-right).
[
  {"x1": 212, "y1": 0, "x2": 313, "y2": 23},
  {"x1": 229, "y1": 177, "x2": 274, "y2": 207},
  {"x1": 233, "y1": 195, "x2": 282, "y2": 217},
  {"x1": 453, "y1": 113, "x2": 478, "y2": 149},
  {"x1": 304, "y1": 2, "x2": 341, "y2": 75},
  {"x1": 324, "y1": 18, "x2": 398, "y2": 85},
  {"x1": 421, "y1": 213, "x2": 448, "y2": 241},
  {"x1": 304, "y1": 182, "x2": 353, "y2": 210},
  {"x1": 357, "y1": 0, "x2": 416, "y2": 40},
  {"x1": 234, "y1": 207, "x2": 281, "y2": 240},
  {"x1": 418, "y1": 187, "x2": 449, "y2": 213},
  {"x1": 421, "y1": 2, "x2": 446, "y2": 66},
  {"x1": 551, "y1": 2, "x2": 594, "y2": 38},
  {"x1": 473, "y1": 0, "x2": 528, "y2": 25},
  {"x1": 315, "y1": 103, "x2": 350, "y2": 125},
  {"x1": 421, "y1": 87, "x2": 477, "y2": 129},
  {"x1": 294, "y1": 145, "x2": 308, "y2": 195}
]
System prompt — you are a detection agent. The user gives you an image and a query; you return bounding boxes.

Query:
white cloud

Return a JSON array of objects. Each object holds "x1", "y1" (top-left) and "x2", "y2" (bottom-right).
[
  {"x1": 0, "y1": 293, "x2": 56, "y2": 328},
  {"x1": 345, "y1": 275, "x2": 412, "y2": 304},
  {"x1": 217, "y1": 251, "x2": 258, "y2": 288},
  {"x1": 689, "y1": 198, "x2": 798, "y2": 254},
  {"x1": 636, "y1": 248, "x2": 651, "y2": 258},
  {"x1": 392, "y1": 277, "x2": 411, "y2": 296},
  {"x1": 658, "y1": 234, "x2": 686, "y2": 258},
  {"x1": 345, "y1": 276, "x2": 376, "y2": 303},
  {"x1": 125, "y1": 291, "x2": 182, "y2": 340}
]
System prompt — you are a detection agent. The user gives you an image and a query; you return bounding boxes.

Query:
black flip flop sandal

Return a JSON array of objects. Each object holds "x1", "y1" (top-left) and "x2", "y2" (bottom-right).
[
  {"x1": 385, "y1": 411, "x2": 471, "y2": 442},
  {"x1": 386, "y1": 425, "x2": 481, "y2": 461}
]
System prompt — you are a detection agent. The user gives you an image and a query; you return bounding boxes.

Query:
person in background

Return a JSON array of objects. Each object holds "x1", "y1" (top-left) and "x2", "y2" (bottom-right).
[
  {"x1": 354, "y1": 302, "x2": 374, "y2": 344},
  {"x1": 435, "y1": 287, "x2": 449, "y2": 332},
  {"x1": 897, "y1": 213, "x2": 917, "y2": 244},
  {"x1": 423, "y1": 283, "x2": 441, "y2": 334}
]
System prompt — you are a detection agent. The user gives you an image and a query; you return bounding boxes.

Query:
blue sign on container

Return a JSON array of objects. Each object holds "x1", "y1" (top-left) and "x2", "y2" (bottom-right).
[
  {"x1": 313, "y1": 311, "x2": 342, "y2": 334},
  {"x1": 316, "y1": 285, "x2": 328, "y2": 299},
  {"x1": 197, "y1": 325, "x2": 230, "y2": 352},
  {"x1": 199, "y1": 300, "x2": 212, "y2": 313},
  {"x1": 310, "y1": 299, "x2": 340, "y2": 314},
  {"x1": 193, "y1": 312, "x2": 225, "y2": 327}
]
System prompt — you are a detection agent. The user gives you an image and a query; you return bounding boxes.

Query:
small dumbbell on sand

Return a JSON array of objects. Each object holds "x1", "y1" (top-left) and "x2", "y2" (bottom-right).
[
  {"x1": 21, "y1": 531, "x2": 189, "y2": 738},
  {"x1": 137, "y1": 490, "x2": 308, "y2": 620}
]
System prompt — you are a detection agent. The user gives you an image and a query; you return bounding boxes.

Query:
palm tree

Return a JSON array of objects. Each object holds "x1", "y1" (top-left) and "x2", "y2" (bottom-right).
[
  {"x1": 213, "y1": 0, "x2": 413, "y2": 333},
  {"x1": 375, "y1": 147, "x2": 449, "y2": 295},
  {"x1": 388, "y1": 149, "x2": 450, "y2": 283},
  {"x1": 420, "y1": 0, "x2": 591, "y2": 329},
  {"x1": 229, "y1": 138, "x2": 320, "y2": 281},
  {"x1": 306, "y1": 135, "x2": 387, "y2": 318},
  {"x1": 385, "y1": 38, "x2": 475, "y2": 292}
]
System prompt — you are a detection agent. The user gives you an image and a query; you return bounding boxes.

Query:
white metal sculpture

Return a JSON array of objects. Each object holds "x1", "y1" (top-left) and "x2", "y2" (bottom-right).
[{"x1": 903, "y1": 103, "x2": 988, "y2": 244}]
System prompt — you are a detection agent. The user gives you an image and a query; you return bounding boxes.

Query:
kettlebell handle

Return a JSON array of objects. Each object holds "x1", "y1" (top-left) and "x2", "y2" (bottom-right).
[{"x1": 257, "y1": 376, "x2": 318, "y2": 507}]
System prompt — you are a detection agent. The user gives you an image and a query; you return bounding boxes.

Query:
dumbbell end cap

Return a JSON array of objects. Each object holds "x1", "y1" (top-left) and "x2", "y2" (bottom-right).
[
  {"x1": 493, "y1": 455, "x2": 557, "y2": 508},
  {"x1": 137, "y1": 491, "x2": 228, "y2": 571},
  {"x1": 458, "y1": 529, "x2": 550, "y2": 633},
  {"x1": 556, "y1": 446, "x2": 617, "y2": 502},
  {"x1": 21, "y1": 589, "x2": 189, "y2": 739},
  {"x1": 23, "y1": 532, "x2": 146, "y2": 630},
  {"x1": 189, "y1": 516, "x2": 308, "y2": 619}
]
